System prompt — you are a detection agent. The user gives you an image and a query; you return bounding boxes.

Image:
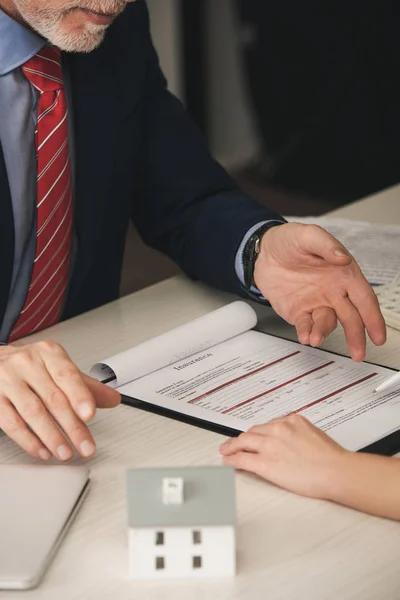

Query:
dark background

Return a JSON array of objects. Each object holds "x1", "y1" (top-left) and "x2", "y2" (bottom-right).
[{"x1": 120, "y1": 0, "x2": 399, "y2": 297}]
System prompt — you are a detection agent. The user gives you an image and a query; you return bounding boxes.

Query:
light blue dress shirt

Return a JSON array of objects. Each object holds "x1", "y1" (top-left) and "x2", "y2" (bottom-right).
[
  {"x1": 0, "y1": 8, "x2": 270, "y2": 343},
  {"x1": 0, "y1": 10, "x2": 79, "y2": 343},
  {"x1": 0, "y1": 10, "x2": 44, "y2": 341}
]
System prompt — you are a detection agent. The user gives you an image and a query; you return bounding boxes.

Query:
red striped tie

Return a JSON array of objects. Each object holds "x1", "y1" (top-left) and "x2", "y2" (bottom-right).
[{"x1": 9, "y1": 47, "x2": 73, "y2": 342}]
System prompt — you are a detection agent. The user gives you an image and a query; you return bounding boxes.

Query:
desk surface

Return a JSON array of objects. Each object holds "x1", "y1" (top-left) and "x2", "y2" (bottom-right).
[{"x1": 1, "y1": 185, "x2": 400, "y2": 600}]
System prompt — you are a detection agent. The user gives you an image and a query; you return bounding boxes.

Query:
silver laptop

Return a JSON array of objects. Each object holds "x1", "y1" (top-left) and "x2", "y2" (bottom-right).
[{"x1": 0, "y1": 465, "x2": 90, "y2": 590}]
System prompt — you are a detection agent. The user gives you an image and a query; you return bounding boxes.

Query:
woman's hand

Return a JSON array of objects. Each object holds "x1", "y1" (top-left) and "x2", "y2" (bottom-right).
[{"x1": 220, "y1": 414, "x2": 347, "y2": 499}]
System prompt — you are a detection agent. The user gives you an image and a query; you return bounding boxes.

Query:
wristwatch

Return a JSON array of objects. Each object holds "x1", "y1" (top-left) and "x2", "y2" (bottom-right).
[{"x1": 242, "y1": 221, "x2": 284, "y2": 291}]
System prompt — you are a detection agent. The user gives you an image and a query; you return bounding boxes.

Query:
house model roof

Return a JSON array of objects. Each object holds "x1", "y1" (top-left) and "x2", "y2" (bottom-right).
[{"x1": 126, "y1": 466, "x2": 236, "y2": 528}]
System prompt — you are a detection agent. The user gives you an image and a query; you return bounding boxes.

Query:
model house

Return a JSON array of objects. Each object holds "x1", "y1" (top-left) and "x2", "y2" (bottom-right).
[{"x1": 126, "y1": 466, "x2": 236, "y2": 579}]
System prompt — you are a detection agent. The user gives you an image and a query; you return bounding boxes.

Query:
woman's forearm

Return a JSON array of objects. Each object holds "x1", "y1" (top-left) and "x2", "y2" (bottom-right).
[
  {"x1": 221, "y1": 415, "x2": 400, "y2": 520},
  {"x1": 327, "y1": 452, "x2": 400, "y2": 520}
]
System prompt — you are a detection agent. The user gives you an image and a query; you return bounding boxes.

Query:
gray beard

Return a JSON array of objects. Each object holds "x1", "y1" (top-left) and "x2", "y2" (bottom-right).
[{"x1": 13, "y1": 0, "x2": 126, "y2": 52}]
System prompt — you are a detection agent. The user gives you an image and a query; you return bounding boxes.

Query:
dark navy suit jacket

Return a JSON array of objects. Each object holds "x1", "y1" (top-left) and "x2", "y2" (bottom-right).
[{"x1": 0, "y1": 0, "x2": 281, "y2": 330}]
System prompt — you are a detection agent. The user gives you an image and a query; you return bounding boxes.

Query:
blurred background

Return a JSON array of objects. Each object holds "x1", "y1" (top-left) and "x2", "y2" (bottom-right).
[{"x1": 121, "y1": 0, "x2": 399, "y2": 296}]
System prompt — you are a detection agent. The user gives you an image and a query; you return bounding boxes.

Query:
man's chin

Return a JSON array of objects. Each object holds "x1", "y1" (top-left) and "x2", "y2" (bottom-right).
[
  {"x1": 41, "y1": 24, "x2": 107, "y2": 53},
  {"x1": 59, "y1": 31, "x2": 106, "y2": 53}
]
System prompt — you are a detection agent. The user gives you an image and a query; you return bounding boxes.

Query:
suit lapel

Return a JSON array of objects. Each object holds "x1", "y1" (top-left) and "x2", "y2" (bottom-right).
[
  {"x1": 0, "y1": 140, "x2": 14, "y2": 333},
  {"x1": 63, "y1": 44, "x2": 120, "y2": 303}
]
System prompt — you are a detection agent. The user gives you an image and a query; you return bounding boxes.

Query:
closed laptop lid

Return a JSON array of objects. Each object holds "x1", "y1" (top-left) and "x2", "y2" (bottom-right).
[{"x1": 0, "y1": 465, "x2": 90, "y2": 590}]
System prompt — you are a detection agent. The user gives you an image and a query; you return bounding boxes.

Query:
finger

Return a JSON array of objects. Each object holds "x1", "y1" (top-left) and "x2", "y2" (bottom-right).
[
  {"x1": 223, "y1": 452, "x2": 265, "y2": 477},
  {"x1": 219, "y1": 432, "x2": 263, "y2": 456},
  {"x1": 334, "y1": 297, "x2": 366, "y2": 361},
  {"x1": 299, "y1": 225, "x2": 353, "y2": 266},
  {"x1": 249, "y1": 419, "x2": 283, "y2": 435},
  {"x1": 38, "y1": 343, "x2": 96, "y2": 422},
  {"x1": 82, "y1": 375, "x2": 121, "y2": 409},
  {"x1": 309, "y1": 307, "x2": 337, "y2": 347},
  {"x1": 285, "y1": 413, "x2": 308, "y2": 427},
  {"x1": 0, "y1": 396, "x2": 52, "y2": 460},
  {"x1": 347, "y1": 282, "x2": 386, "y2": 347},
  {"x1": 39, "y1": 385, "x2": 97, "y2": 459},
  {"x1": 16, "y1": 359, "x2": 96, "y2": 459},
  {"x1": 10, "y1": 382, "x2": 75, "y2": 461},
  {"x1": 295, "y1": 313, "x2": 313, "y2": 345}
]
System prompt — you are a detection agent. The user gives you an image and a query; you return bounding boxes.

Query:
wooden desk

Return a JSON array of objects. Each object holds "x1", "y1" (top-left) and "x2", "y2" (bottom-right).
[{"x1": 1, "y1": 186, "x2": 400, "y2": 600}]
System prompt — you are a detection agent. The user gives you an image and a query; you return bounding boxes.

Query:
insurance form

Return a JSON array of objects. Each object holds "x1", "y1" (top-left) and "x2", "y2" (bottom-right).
[{"x1": 92, "y1": 302, "x2": 400, "y2": 452}]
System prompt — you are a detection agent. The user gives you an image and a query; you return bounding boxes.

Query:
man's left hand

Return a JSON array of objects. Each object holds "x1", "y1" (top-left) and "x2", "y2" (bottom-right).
[{"x1": 254, "y1": 222, "x2": 386, "y2": 361}]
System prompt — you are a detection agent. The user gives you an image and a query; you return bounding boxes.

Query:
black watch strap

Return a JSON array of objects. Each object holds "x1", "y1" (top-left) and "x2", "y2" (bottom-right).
[{"x1": 243, "y1": 221, "x2": 284, "y2": 290}]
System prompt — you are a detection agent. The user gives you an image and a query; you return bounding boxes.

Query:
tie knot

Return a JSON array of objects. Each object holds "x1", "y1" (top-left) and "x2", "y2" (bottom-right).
[{"x1": 22, "y1": 46, "x2": 64, "y2": 93}]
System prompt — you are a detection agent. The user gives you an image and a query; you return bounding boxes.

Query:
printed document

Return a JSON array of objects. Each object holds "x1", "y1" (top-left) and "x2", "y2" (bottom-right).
[{"x1": 91, "y1": 302, "x2": 400, "y2": 452}]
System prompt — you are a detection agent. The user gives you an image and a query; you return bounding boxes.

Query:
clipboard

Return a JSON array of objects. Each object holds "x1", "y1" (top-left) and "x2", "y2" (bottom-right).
[{"x1": 121, "y1": 334, "x2": 400, "y2": 456}]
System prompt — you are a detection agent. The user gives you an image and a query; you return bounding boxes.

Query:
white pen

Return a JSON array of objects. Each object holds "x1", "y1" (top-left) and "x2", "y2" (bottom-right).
[{"x1": 373, "y1": 371, "x2": 400, "y2": 394}]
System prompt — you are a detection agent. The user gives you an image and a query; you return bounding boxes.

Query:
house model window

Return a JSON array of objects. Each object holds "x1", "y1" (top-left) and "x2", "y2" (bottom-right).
[
  {"x1": 155, "y1": 531, "x2": 164, "y2": 546},
  {"x1": 193, "y1": 556, "x2": 202, "y2": 569},
  {"x1": 192, "y1": 530, "x2": 202, "y2": 545},
  {"x1": 155, "y1": 557, "x2": 165, "y2": 570}
]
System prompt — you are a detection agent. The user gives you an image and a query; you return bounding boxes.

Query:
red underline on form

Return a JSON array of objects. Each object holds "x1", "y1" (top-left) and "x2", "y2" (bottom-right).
[
  {"x1": 187, "y1": 351, "x2": 301, "y2": 405},
  {"x1": 221, "y1": 361, "x2": 335, "y2": 415},
  {"x1": 294, "y1": 372, "x2": 378, "y2": 414}
]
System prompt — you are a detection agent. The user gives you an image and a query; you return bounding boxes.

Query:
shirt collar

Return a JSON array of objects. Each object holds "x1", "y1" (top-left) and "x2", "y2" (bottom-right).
[{"x1": 0, "y1": 9, "x2": 45, "y2": 76}]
